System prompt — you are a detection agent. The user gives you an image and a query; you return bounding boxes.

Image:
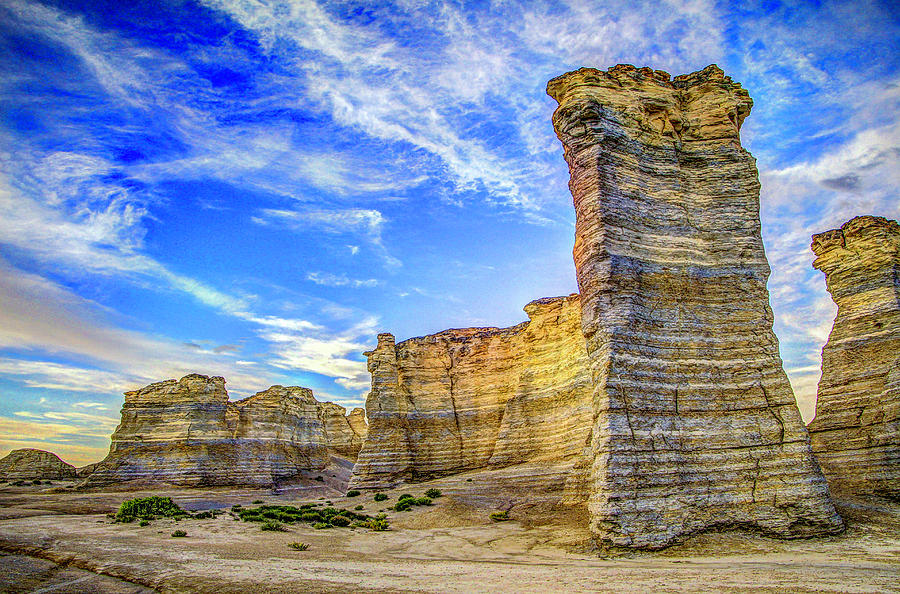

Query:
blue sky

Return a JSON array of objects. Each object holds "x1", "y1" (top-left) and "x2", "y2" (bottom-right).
[{"x1": 1, "y1": 0, "x2": 897, "y2": 465}]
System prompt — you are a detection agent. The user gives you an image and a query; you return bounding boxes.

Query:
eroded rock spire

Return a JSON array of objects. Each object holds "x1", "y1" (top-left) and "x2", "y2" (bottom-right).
[
  {"x1": 808, "y1": 215, "x2": 900, "y2": 498},
  {"x1": 548, "y1": 63, "x2": 842, "y2": 549}
]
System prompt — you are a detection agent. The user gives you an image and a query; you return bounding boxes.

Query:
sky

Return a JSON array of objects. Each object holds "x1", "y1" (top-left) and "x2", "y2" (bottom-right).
[{"x1": 1, "y1": 0, "x2": 898, "y2": 466}]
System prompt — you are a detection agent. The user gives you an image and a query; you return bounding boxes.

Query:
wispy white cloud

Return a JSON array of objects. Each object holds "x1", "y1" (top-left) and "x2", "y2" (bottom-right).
[{"x1": 307, "y1": 272, "x2": 379, "y2": 288}]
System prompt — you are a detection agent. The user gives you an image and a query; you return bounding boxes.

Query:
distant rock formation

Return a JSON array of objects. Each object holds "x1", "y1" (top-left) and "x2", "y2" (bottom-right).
[
  {"x1": 350, "y1": 295, "x2": 592, "y2": 493},
  {"x1": 808, "y1": 215, "x2": 900, "y2": 498},
  {"x1": 548, "y1": 64, "x2": 843, "y2": 549},
  {"x1": 0, "y1": 448, "x2": 76, "y2": 481},
  {"x1": 81, "y1": 374, "x2": 367, "y2": 488}
]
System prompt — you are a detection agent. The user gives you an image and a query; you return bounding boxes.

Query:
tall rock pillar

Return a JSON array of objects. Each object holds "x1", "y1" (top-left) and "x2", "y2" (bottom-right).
[
  {"x1": 548, "y1": 64, "x2": 842, "y2": 549},
  {"x1": 808, "y1": 215, "x2": 900, "y2": 497}
]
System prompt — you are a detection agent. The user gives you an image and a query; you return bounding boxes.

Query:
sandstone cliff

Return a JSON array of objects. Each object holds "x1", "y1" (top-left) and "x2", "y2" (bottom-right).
[
  {"x1": 548, "y1": 64, "x2": 842, "y2": 548},
  {"x1": 82, "y1": 374, "x2": 366, "y2": 488},
  {"x1": 350, "y1": 294, "x2": 593, "y2": 492},
  {"x1": 808, "y1": 215, "x2": 900, "y2": 498},
  {"x1": 0, "y1": 448, "x2": 76, "y2": 481}
]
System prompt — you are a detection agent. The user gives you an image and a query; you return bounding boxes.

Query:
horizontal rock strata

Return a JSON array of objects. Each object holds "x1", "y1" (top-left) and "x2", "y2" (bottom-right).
[
  {"x1": 808, "y1": 215, "x2": 900, "y2": 498},
  {"x1": 82, "y1": 374, "x2": 366, "y2": 488},
  {"x1": 350, "y1": 294, "x2": 593, "y2": 492},
  {"x1": 548, "y1": 63, "x2": 842, "y2": 549},
  {"x1": 0, "y1": 448, "x2": 76, "y2": 481}
]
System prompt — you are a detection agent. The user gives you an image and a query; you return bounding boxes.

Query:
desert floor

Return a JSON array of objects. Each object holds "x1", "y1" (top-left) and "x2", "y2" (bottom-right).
[{"x1": 0, "y1": 473, "x2": 898, "y2": 593}]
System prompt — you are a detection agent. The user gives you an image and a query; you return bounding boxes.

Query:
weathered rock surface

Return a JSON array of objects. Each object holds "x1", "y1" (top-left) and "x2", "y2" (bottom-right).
[
  {"x1": 808, "y1": 215, "x2": 900, "y2": 498},
  {"x1": 350, "y1": 294, "x2": 593, "y2": 491},
  {"x1": 81, "y1": 374, "x2": 366, "y2": 488},
  {"x1": 0, "y1": 448, "x2": 76, "y2": 481},
  {"x1": 548, "y1": 64, "x2": 842, "y2": 548}
]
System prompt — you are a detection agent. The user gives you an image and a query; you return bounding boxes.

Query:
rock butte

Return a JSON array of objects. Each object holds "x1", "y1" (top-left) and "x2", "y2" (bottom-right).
[
  {"x1": 808, "y1": 215, "x2": 900, "y2": 498},
  {"x1": 350, "y1": 294, "x2": 593, "y2": 497},
  {"x1": 81, "y1": 374, "x2": 366, "y2": 488},
  {"x1": 548, "y1": 64, "x2": 843, "y2": 548},
  {"x1": 0, "y1": 448, "x2": 76, "y2": 481}
]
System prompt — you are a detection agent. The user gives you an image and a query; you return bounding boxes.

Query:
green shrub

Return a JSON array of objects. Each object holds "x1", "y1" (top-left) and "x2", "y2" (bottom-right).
[
  {"x1": 252, "y1": 499, "x2": 263, "y2": 504},
  {"x1": 301, "y1": 512, "x2": 321, "y2": 522},
  {"x1": 354, "y1": 505, "x2": 364, "y2": 511},
  {"x1": 424, "y1": 488, "x2": 442, "y2": 499},
  {"x1": 489, "y1": 511, "x2": 510, "y2": 522},
  {"x1": 346, "y1": 490, "x2": 361, "y2": 497},
  {"x1": 415, "y1": 497, "x2": 432, "y2": 506},
  {"x1": 192, "y1": 510, "x2": 215, "y2": 519},
  {"x1": 329, "y1": 515, "x2": 350, "y2": 527},
  {"x1": 373, "y1": 493, "x2": 388, "y2": 502},
  {"x1": 231, "y1": 504, "x2": 242, "y2": 510},
  {"x1": 32, "y1": 479, "x2": 42, "y2": 485},
  {"x1": 261, "y1": 520, "x2": 287, "y2": 532},
  {"x1": 171, "y1": 530, "x2": 187, "y2": 537},
  {"x1": 398, "y1": 493, "x2": 414, "y2": 502},
  {"x1": 365, "y1": 515, "x2": 390, "y2": 531},
  {"x1": 393, "y1": 500, "x2": 412, "y2": 512},
  {"x1": 314, "y1": 476, "x2": 324, "y2": 482},
  {"x1": 139, "y1": 520, "x2": 151, "y2": 527},
  {"x1": 116, "y1": 496, "x2": 183, "y2": 523},
  {"x1": 288, "y1": 542, "x2": 309, "y2": 551},
  {"x1": 313, "y1": 522, "x2": 331, "y2": 529}
]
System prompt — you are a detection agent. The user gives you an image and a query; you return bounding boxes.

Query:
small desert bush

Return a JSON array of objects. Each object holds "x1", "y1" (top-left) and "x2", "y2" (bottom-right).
[
  {"x1": 398, "y1": 493, "x2": 414, "y2": 502},
  {"x1": 252, "y1": 499, "x2": 263, "y2": 504},
  {"x1": 139, "y1": 520, "x2": 150, "y2": 527},
  {"x1": 346, "y1": 490, "x2": 361, "y2": 497},
  {"x1": 313, "y1": 522, "x2": 331, "y2": 529},
  {"x1": 393, "y1": 499, "x2": 412, "y2": 512},
  {"x1": 415, "y1": 497, "x2": 432, "y2": 506},
  {"x1": 373, "y1": 493, "x2": 388, "y2": 502},
  {"x1": 116, "y1": 496, "x2": 183, "y2": 523},
  {"x1": 32, "y1": 479, "x2": 42, "y2": 485},
  {"x1": 314, "y1": 476, "x2": 324, "y2": 482},
  {"x1": 424, "y1": 488, "x2": 442, "y2": 499},
  {"x1": 261, "y1": 520, "x2": 287, "y2": 532},
  {"x1": 301, "y1": 512, "x2": 322, "y2": 522},
  {"x1": 354, "y1": 505, "x2": 364, "y2": 510},
  {"x1": 329, "y1": 515, "x2": 351, "y2": 527},
  {"x1": 489, "y1": 511, "x2": 510, "y2": 522},
  {"x1": 288, "y1": 542, "x2": 309, "y2": 551},
  {"x1": 171, "y1": 530, "x2": 187, "y2": 537},
  {"x1": 365, "y1": 515, "x2": 390, "y2": 531}
]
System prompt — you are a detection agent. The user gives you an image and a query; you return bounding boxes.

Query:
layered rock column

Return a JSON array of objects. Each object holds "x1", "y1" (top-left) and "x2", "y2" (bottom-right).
[
  {"x1": 808, "y1": 215, "x2": 900, "y2": 497},
  {"x1": 548, "y1": 64, "x2": 842, "y2": 548},
  {"x1": 351, "y1": 295, "x2": 592, "y2": 490},
  {"x1": 82, "y1": 374, "x2": 366, "y2": 487}
]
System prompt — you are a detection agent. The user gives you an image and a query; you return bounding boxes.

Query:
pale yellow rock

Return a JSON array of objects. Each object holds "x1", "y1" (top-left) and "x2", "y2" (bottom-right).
[
  {"x1": 350, "y1": 295, "x2": 592, "y2": 491},
  {"x1": 0, "y1": 448, "x2": 76, "y2": 481},
  {"x1": 548, "y1": 64, "x2": 843, "y2": 549},
  {"x1": 808, "y1": 215, "x2": 900, "y2": 497},
  {"x1": 82, "y1": 374, "x2": 366, "y2": 488}
]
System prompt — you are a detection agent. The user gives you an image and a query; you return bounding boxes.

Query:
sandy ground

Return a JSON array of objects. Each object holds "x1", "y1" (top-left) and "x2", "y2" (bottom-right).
[{"x1": 0, "y1": 476, "x2": 897, "y2": 593}]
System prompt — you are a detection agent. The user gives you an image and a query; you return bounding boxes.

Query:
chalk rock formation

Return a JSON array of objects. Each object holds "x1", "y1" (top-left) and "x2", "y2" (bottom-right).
[
  {"x1": 808, "y1": 215, "x2": 900, "y2": 498},
  {"x1": 350, "y1": 294, "x2": 593, "y2": 491},
  {"x1": 82, "y1": 374, "x2": 366, "y2": 487},
  {"x1": 0, "y1": 448, "x2": 76, "y2": 481},
  {"x1": 548, "y1": 64, "x2": 842, "y2": 549}
]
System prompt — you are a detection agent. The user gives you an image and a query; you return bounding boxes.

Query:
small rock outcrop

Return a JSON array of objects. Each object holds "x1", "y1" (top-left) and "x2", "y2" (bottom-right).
[
  {"x1": 81, "y1": 374, "x2": 367, "y2": 488},
  {"x1": 808, "y1": 215, "x2": 900, "y2": 498},
  {"x1": 350, "y1": 295, "x2": 592, "y2": 492},
  {"x1": 548, "y1": 64, "x2": 842, "y2": 548},
  {"x1": 0, "y1": 448, "x2": 76, "y2": 481}
]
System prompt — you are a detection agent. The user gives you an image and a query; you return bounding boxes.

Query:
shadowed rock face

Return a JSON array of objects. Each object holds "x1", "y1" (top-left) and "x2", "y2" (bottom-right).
[
  {"x1": 548, "y1": 64, "x2": 842, "y2": 549},
  {"x1": 350, "y1": 295, "x2": 593, "y2": 493},
  {"x1": 81, "y1": 374, "x2": 367, "y2": 488},
  {"x1": 808, "y1": 215, "x2": 900, "y2": 498},
  {"x1": 0, "y1": 448, "x2": 76, "y2": 481}
]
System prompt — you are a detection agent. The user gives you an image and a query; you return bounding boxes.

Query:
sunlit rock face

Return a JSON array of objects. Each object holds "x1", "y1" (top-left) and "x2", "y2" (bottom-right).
[
  {"x1": 81, "y1": 374, "x2": 367, "y2": 488},
  {"x1": 350, "y1": 294, "x2": 593, "y2": 493},
  {"x1": 808, "y1": 215, "x2": 900, "y2": 498},
  {"x1": 0, "y1": 448, "x2": 76, "y2": 481},
  {"x1": 548, "y1": 64, "x2": 843, "y2": 549}
]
